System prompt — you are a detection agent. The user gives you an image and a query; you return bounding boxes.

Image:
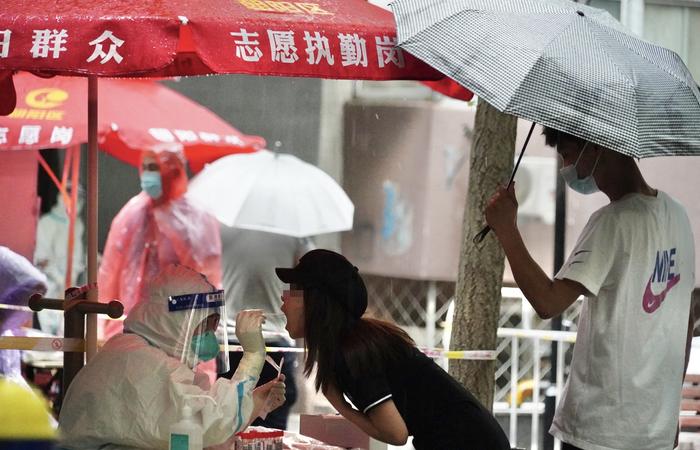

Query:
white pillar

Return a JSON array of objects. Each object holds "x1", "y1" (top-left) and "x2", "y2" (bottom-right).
[
  {"x1": 426, "y1": 281, "x2": 437, "y2": 348},
  {"x1": 620, "y1": 0, "x2": 645, "y2": 37},
  {"x1": 317, "y1": 79, "x2": 355, "y2": 183},
  {"x1": 315, "y1": 79, "x2": 355, "y2": 251}
]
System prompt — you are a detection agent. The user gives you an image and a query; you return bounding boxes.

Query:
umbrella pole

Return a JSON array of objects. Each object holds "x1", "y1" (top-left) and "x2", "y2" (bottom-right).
[
  {"x1": 472, "y1": 122, "x2": 536, "y2": 244},
  {"x1": 85, "y1": 76, "x2": 98, "y2": 361}
]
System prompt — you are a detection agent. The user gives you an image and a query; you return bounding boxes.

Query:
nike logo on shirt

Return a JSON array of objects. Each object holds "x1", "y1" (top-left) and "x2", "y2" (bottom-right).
[
  {"x1": 643, "y1": 248, "x2": 680, "y2": 314},
  {"x1": 642, "y1": 274, "x2": 680, "y2": 314},
  {"x1": 567, "y1": 250, "x2": 591, "y2": 268}
]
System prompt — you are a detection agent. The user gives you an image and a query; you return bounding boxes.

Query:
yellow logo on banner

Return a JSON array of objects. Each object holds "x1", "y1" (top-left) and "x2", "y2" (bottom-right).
[
  {"x1": 25, "y1": 88, "x2": 69, "y2": 109},
  {"x1": 238, "y1": 0, "x2": 332, "y2": 15}
]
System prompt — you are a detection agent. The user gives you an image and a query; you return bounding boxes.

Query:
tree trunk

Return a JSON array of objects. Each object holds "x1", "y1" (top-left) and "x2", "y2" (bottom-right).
[{"x1": 448, "y1": 99, "x2": 517, "y2": 409}]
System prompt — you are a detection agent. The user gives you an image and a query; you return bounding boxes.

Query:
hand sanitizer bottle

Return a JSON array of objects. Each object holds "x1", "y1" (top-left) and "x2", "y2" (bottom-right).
[{"x1": 169, "y1": 404, "x2": 203, "y2": 450}]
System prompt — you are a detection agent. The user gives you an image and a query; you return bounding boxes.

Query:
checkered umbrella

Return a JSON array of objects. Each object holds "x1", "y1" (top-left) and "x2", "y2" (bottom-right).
[{"x1": 391, "y1": 0, "x2": 700, "y2": 158}]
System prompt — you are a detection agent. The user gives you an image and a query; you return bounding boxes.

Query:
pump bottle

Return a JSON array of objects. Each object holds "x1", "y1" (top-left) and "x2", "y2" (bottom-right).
[{"x1": 169, "y1": 404, "x2": 203, "y2": 450}]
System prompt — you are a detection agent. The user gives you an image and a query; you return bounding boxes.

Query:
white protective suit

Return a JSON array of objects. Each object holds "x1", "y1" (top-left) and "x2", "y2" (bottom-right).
[
  {"x1": 58, "y1": 265, "x2": 264, "y2": 450},
  {"x1": 34, "y1": 194, "x2": 85, "y2": 335}
]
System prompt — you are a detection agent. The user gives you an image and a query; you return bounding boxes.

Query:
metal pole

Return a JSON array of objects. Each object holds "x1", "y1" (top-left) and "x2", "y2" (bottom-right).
[
  {"x1": 63, "y1": 291, "x2": 87, "y2": 395},
  {"x1": 554, "y1": 340, "x2": 565, "y2": 450},
  {"x1": 509, "y1": 336, "x2": 519, "y2": 444},
  {"x1": 28, "y1": 292, "x2": 123, "y2": 410},
  {"x1": 543, "y1": 160, "x2": 567, "y2": 450},
  {"x1": 86, "y1": 76, "x2": 98, "y2": 361},
  {"x1": 426, "y1": 281, "x2": 437, "y2": 348},
  {"x1": 532, "y1": 337, "x2": 541, "y2": 450}
]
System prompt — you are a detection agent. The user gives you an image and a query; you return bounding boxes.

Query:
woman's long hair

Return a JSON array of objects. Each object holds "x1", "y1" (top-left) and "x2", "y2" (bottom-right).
[{"x1": 302, "y1": 285, "x2": 415, "y2": 393}]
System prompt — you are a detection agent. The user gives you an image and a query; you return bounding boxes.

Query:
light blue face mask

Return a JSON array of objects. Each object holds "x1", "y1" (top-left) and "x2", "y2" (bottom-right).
[
  {"x1": 190, "y1": 330, "x2": 219, "y2": 362},
  {"x1": 140, "y1": 170, "x2": 162, "y2": 199},
  {"x1": 559, "y1": 142, "x2": 601, "y2": 195}
]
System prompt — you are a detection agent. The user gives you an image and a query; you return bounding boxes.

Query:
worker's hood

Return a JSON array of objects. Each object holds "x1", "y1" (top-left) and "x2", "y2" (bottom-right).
[{"x1": 124, "y1": 264, "x2": 217, "y2": 361}]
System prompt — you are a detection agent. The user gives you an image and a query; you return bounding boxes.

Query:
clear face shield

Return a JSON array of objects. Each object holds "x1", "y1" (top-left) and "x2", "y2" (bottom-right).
[{"x1": 168, "y1": 289, "x2": 230, "y2": 374}]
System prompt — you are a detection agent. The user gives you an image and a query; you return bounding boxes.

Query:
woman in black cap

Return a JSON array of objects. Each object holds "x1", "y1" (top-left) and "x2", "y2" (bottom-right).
[{"x1": 276, "y1": 249, "x2": 511, "y2": 450}]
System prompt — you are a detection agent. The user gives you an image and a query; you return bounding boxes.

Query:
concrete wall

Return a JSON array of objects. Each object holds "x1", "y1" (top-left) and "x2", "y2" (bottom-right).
[{"x1": 0, "y1": 151, "x2": 39, "y2": 260}]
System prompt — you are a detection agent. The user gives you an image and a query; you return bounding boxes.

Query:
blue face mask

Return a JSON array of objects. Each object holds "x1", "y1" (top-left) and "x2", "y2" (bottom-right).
[
  {"x1": 559, "y1": 142, "x2": 601, "y2": 195},
  {"x1": 140, "y1": 170, "x2": 162, "y2": 199},
  {"x1": 190, "y1": 330, "x2": 219, "y2": 362}
]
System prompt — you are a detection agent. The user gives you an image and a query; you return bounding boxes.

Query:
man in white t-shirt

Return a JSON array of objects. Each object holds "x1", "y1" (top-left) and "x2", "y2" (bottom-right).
[{"x1": 485, "y1": 127, "x2": 695, "y2": 450}]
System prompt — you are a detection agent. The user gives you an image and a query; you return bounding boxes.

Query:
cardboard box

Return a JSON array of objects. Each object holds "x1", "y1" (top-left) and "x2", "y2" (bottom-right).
[{"x1": 299, "y1": 414, "x2": 370, "y2": 449}]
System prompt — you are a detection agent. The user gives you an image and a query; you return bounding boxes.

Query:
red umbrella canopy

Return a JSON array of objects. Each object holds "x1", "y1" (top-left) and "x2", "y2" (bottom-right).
[
  {"x1": 0, "y1": 73, "x2": 265, "y2": 173},
  {"x1": 0, "y1": 0, "x2": 461, "y2": 82},
  {"x1": 0, "y1": 0, "x2": 472, "y2": 363}
]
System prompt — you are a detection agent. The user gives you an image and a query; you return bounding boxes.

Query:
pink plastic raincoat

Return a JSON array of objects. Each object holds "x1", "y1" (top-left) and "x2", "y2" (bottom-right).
[{"x1": 99, "y1": 146, "x2": 221, "y2": 340}]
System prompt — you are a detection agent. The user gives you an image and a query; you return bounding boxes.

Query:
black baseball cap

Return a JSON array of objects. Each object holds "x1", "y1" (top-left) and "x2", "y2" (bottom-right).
[{"x1": 275, "y1": 249, "x2": 367, "y2": 319}]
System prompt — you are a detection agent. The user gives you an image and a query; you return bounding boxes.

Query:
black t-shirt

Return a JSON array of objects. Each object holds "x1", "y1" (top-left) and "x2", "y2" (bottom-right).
[{"x1": 337, "y1": 347, "x2": 510, "y2": 450}]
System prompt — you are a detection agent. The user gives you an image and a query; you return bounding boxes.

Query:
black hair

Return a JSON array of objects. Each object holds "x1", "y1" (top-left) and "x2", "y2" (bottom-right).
[
  {"x1": 301, "y1": 284, "x2": 415, "y2": 393},
  {"x1": 541, "y1": 126, "x2": 588, "y2": 149}
]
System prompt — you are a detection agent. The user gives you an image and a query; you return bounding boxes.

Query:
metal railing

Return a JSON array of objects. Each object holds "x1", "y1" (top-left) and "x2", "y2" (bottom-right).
[{"x1": 494, "y1": 327, "x2": 576, "y2": 450}]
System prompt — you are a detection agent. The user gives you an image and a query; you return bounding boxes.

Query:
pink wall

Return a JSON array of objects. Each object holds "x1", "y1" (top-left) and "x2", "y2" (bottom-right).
[{"x1": 0, "y1": 151, "x2": 39, "y2": 260}]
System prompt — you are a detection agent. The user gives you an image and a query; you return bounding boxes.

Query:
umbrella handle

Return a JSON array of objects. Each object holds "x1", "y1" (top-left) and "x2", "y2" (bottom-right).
[
  {"x1": 473, "y1": 225, "x2": 491, "y2": 244},
  {"x1": 473, "y1": 122, "x2": 536, "y2": 246}
]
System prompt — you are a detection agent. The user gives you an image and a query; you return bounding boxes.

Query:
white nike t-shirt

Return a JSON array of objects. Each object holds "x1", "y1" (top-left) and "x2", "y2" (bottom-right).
[{"x1": 550, "y1": 191, "x2": 695, "y2": 450}]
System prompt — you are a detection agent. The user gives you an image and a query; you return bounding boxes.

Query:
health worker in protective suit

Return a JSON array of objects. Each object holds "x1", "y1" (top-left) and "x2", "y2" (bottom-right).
[
  {"x1": 59, "y1": 264, "x2": 285, "y2": 450},
  {"x1": 99, "y1": 144, "x2": 222, "y2": 341},
  {"x1": 34, "y1": 186, "x2": 85, "y2": 336}
]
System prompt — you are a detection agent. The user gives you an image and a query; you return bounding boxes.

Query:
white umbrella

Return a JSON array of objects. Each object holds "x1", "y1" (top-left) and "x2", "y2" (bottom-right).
[{"x1": 187, "y1": 150, "x2": 354, "y2": 238}]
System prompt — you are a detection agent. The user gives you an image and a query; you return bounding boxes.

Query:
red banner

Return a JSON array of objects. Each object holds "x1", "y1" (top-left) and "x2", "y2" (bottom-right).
[{"x1": 0, "y1": 0, "x2": 457, "y2": 82}]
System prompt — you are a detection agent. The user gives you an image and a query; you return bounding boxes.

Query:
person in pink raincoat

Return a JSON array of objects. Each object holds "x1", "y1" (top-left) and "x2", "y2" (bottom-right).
[{"x1": 99, "y1": 143, "x2": 222, "y2": 341}]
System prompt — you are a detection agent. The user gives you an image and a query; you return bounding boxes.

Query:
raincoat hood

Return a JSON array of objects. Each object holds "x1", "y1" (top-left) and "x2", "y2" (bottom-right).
[
  {"x1": 0, "y1": 246, "x2": 47, "y2": 334},
  {"x1": 123, "y1": 264, "x2": 216, "y2": 360},
  {"x1": 47, "y1": 189, "x2": 84, "y2": 223},
  {"x1": 98, "y1": 155, "x2": 222, "y2": 341},
  {"x1": 140, "y1": 144, "x2": 188, "y2": 204}
]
